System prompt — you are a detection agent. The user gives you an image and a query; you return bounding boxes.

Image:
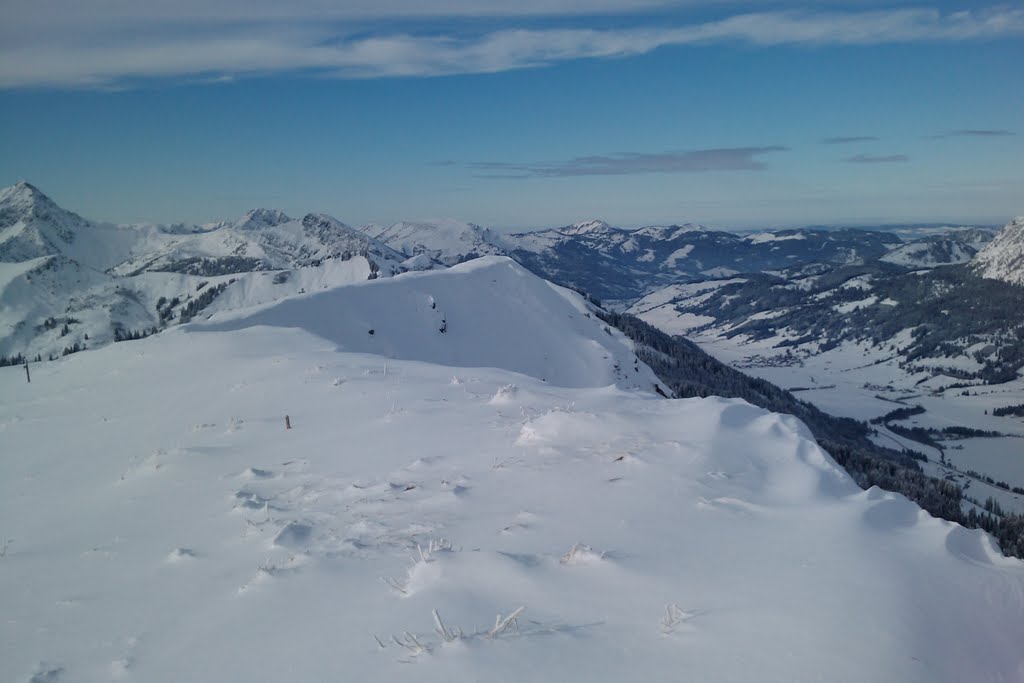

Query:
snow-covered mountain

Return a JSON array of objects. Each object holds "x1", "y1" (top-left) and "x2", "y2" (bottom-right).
[
  {"x1": 880, "y1": 234, "x2": 986, "y2": 268},
  {"x1": 355, "y1": 216, "x2": 909, "y2": 303},
  {"x1": 497, "y1": 221, "x2": 902, "y2": 301},
  {"x1": 361, "y1": 219, "x2": 504, "y2": 267},
  {"x1": 110, "y1": 210, "x2": 404, "y2": 277},
  {"x1": 203, "y1": 256, "x2": 664, "y2": 391},
  {"x1": 972, "y1": 217, "x2": 1024, "y2": 286},
  {"x1": 0, "y1": 183, "x2": 411, "y2": 363},
  {"x1": 1, "y1": 183, "x2": 907, "y2": 363},
  {"x1": 3, "y1": 256, "x2": 1023, "y2": 682},
  {"x1": 0, "y1": 181, "x2": 152, "y2": 269}
]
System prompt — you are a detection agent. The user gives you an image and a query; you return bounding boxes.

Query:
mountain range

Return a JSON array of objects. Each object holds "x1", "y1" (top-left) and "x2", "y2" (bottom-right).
[
  {"x1": 3, "y1": 180, "x2": 1019, "y2": 365},
  {"x1": 2, "y1": 180, "x2": 1024, "y2": 681}
]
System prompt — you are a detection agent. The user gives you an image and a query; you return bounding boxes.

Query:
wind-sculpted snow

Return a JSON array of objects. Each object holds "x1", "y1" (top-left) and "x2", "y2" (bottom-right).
[
  {"x1": 1, "y1": 315, "x2": 1022, "y2": 682},
  {"x1": 199, "y1": 256, "x2": 660, "y2": 391}
]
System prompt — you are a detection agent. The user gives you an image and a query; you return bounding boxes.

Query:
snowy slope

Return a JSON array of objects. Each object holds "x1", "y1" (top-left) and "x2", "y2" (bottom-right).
[
  {"x1": 203, "y1": 256, "x2": 662, "y2": 391},
  {"x1": 111, "y1": 211, "x2": 405, "y2": 276},
  {"x1": 880, "y1": 238, "x2": 979, "y2": 267},
  {"x1": 972, "y1": 217, "x2": 1024, "y2": 286},
  {"x1": 0, "y1": 182, "x2": 150, "y2": 270},
  {"x1": 2, "y1": 266, "x2": 1023, "y2": 682},
  {"x1": 362, "y1": 219, "x2": 504, "y2": 266},
  {"x1": 0, "y1": 184, "x2": 412, "y2": 362},
  {"x1": 502, "y1": 222, "x2": 901, "y2": 301}
]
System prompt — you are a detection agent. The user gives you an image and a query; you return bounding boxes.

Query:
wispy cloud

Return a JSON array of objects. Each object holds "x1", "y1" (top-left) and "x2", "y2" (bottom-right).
[
  {"x1": 928, "y1": 129, "x2": 1015, "y2": 139},
  {"x1": 822, "y1": 135, "x2": 878, "y2": 144},
  {"x1": 845, "y1": 154, "x2": 909, "y2": 164},
  {"x1": 472, "y1": 146, "x2": 788, "y2": 178},
  {"x1": 1, "y1": 7, "x2": 1023, "y2": 88}
]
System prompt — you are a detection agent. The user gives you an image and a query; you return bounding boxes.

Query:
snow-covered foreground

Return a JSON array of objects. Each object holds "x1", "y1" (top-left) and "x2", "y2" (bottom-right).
[{"x1": 2, "y1": 261, "x2": 1024, "y2": 683}]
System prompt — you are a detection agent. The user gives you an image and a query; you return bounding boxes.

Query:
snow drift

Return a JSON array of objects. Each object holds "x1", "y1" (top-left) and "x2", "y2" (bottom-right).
[
  {"x1": 200, "y1": 256, "x2": 661, "y2": 390},
  {"x1": 1, "y1": 256, "x2": 1023, "y2": 683}
]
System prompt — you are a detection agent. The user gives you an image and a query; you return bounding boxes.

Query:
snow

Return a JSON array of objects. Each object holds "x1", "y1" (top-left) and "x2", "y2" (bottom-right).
[
  {"x1": 558, "y1": 219, "x2": 614, "y2": 236},
  {"x1": 362, "y1": 219, "x2": 502, "y2": 266},
  {"x1": 699, "y1": 266, "x2": 740, "y2": 278},
  {"x1": 662, "y1": 244, "x2": 693, "y2": 267},
  {"x1": 202, "y1": 257, "x2": 659, "y2": 391},
  {"x1": 0, "y1": 182, "x2": 154, "y2": 271},
  {"x1": 972, "y1": 217, "x2": 1024, "y2": 285},
  {"x1": 3, "y1": 183, "x2": 1024, "y2": 680},
  {"x1": 833, "y1": 295, "x2": 878, "y2": 314},
  {"x1": 743, "y1": 232, "x2": 806, "y2": 244},
  {"x1": 629, "y1": 279, "x2": 747, "y2": 313},
  {"x1": 3, "y1": 264, "x2": 1024, "y2": 682},
  {"x1": 627, "y1": 280, "x2": 751, "y2": 335},
  {"x1": 881, "y1": 240, "x2": 976, "y2": 267},
  {"x1": 839, "y1": 274, "x2": 873, "y2": 290},
  {"x1": 0, "y1": 182, "x2": 414, "y2": 361},
  {"x1": 110, "y1": 212, "x2": 403, "y2": 277},
  {"x1": 201, "y1": 257, "x2": 377, "y2": 314}
]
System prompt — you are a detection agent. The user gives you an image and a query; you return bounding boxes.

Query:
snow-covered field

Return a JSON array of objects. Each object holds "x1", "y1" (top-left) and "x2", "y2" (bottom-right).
[
  {"x1": 2, "y1": 258, "x2": 1023, "y2": 682},
  {"x1": 657, "y1": 328, "x2": 1024, "y2": 514}
]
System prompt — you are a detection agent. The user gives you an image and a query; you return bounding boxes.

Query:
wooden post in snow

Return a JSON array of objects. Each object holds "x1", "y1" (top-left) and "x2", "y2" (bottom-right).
[
  {"x1": 285, "y1": 415, "x2": 292, "y2": 430},
  {"x1": 24, "y1": 362, "x2": 30, "y2": 383}
]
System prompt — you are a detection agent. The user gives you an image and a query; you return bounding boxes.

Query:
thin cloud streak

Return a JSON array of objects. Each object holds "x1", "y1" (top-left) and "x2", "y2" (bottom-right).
[
  {"x1": 1, "y1": 7, "x2": 1023, "y2": 88},
  {"x1": 845, "y1": 154, "x2": 909, "y2": 164},
  {"x1": 929, "y1": 129, "x2": 1015, "y2": 139},
  {"x1": 822, "y1": 135, "x2": 878, "y2": 144},
  {"x1": 472, "y1": 146, "x2": 789, "y2": 178}
]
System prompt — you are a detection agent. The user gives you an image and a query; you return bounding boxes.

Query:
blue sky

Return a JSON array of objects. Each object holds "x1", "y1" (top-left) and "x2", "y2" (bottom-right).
[{"x1": 0, "y1": 1, "x2": 1021, "y2": 229}]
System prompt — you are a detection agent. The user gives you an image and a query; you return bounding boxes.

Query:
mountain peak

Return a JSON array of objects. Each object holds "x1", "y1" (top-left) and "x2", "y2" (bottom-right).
[
  {"x1": 234, "y1": 208, "x2": 292, "y2": 231},
  {"x1": 563, "y1": 219, "x2": 613, "y2": 235},
  {"x1": 0, "y1": 180, "x2": 56, "y2": 211},
  {"x1": 970, "y1": 216, "x2": 1024, "y2": 286},
  {"x1": 301, "y1": 212, "x2": 352, "y2": 232},
  {"x1": 0, "y1": 181, "x2": 88, "y2": 238}
]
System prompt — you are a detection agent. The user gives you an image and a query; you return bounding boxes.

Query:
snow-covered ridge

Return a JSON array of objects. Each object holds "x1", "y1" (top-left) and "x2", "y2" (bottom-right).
[
  {"x1": 972, "y1": 217, "x2": 1024, "y2": 285},
  {"x1": 0, "y1": 184, "x2": 413, "y2": 362},
  {"x1": 362, "y1": 218, "x2": 503, "y2": 266},
  {"x1": 0, "y1": 181, "x2": 1009, "y2": 365},
  {"x1": 201, "y1": 256, "x2": 663, "y2": 391},
  {"x1": 881, "y1": 238, "x2": 978, "y2": 267},
  {"x1": 2, "y1": 294, "x2": 1022, "y2": 681}
]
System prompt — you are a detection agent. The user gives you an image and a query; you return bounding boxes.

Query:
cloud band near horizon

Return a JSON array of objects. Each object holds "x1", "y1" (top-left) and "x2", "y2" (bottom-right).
[
  {"x1": 1, "y1": 6, "x2": 1023, "y2": 88},
  {"x1": 845, "y1": 154, "x2": 909, "y2": 164},
  {"x1": 471, "y1": 146, "x2": 789, "y2": 178}
]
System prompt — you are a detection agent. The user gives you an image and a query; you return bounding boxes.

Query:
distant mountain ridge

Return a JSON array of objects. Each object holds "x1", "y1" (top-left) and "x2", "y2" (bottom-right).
[
  {"x1": 0, "y1": 181, "x2": 1010, "y2": 364},
  {"x1": 0, "y1": 182, "x2": 412, "y2": 362},
  {"x1": 361, "y1": 218, "x2": 503, "y2": 266}
]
